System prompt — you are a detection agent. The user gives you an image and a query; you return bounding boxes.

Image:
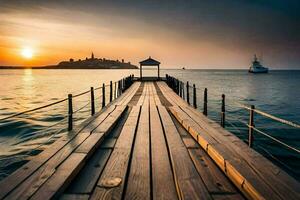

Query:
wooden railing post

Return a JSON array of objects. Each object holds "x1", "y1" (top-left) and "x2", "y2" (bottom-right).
[
  {"x1": 68, "y1": 94, "x2": 73, "y2": 131},
  {"x1": 102, "y1": 83, "x2": 105, "y2": 108},
  {"x1": 221, "y1": 94, "x2": 225, "y2": 127},
  {"x1": 176, "y1": 79, "x2": 179, "y2": 95},
  {"x1": 186, "y1": 81, "x2": 190, "y2": 104},
  {"x1": 118, "y1": 80, "x2": 120, "y2": 95},
  {"x1": 114, "y1": 81, "x2": 117, "y2": 99},
  {"x1": 179, "y1": 81, "x2": 182, "y2": 97},
  {"x1": 122, "y1": 78, "x2": 125, "y2": 92},
  {"x1": 203, "y1": 88, "x2": 208, "y2": 116},
  {"x1": 193, "y1": 84, "x2": 197, "y2": 108},
  {"x1": 110, "y1": 81, "x2": 113, "y2": 103},
  {"x1": 182, "y1": 82, "x2": 185, "y2": 100},
  {"x1": 91, "y1": 87, "x2": 95, "y2": 116},
  {"x1": 248, "y1": 105, "x2": 255, "y2": 148}
]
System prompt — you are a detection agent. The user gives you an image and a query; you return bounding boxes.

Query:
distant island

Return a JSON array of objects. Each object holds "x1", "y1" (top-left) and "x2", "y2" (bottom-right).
[{"x1": 0, "y1": 53, "x2": 138, "y2": 69}]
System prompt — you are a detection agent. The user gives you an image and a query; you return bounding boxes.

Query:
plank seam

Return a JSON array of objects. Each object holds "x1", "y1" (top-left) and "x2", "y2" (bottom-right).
[
  {"x1": 121, "y1": 106, "x2": 142, "y2": 200},
  {"x1": 156, "y1": 106, "x2": 181, "y2": 200}
]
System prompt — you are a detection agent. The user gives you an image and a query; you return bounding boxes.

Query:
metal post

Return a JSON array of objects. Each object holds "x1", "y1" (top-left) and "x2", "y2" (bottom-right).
[
  {"x1": 203, "y1": 88, "x2": 207, "y2": 116},
  {"x1": 68, "y1": 94, "x2": 73, "y2": 131},
  {"x1": 193, "y1": 84, "x2": 197, "y2": 108},
  {"x1": 102, "y1": 83, "x2": 105, "y2": 108},
  {"x1": 186, "y1": 81, "x2": 190, "y2": 104},
  {"x1": 248, "y1": 105, "x2": 255, "y2": 148},
  {"x1": 221, "y1": 94, "x2": 225, "y2": 127},
  {"x1": 91, "y1": 87, "x2": 95, "y2": 116},
  {"x1": 110, "y1": 81, "x2": 113, "y2": 103}
]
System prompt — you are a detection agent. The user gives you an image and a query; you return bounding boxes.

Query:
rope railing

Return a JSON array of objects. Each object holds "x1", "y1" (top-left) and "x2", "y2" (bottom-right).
[
  {"x1": 73, "y1": 101, "x2": 91, "y2": 114},
  {"x1": 0, "y1": 76, "x2": 133, "y2": 122},
  {"x1": 237, "y1": 103, "x2": 300, "y2": 129},
  {"x1": 0, "y1": 74, "x2": 135, "y2": 180},
  {"x1": 0, "y1": 98, "x2": 68, "y2": 122},
  {"x1": 165, "y1": 74, "x2": 300, "y2": 157}
]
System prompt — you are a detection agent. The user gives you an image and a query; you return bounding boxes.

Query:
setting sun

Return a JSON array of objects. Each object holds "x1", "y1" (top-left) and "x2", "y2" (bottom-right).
[{"x1": 21, "y1": 48, "x2": 34, "y2": 59}]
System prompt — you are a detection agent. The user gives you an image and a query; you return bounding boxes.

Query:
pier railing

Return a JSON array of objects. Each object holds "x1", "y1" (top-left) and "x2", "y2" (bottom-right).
[
  {"x1": 0, "y1": 75, "x2": 134, "y2": 179},
  {"x1": 166, "y1": 74, "x2": 300, "y2": 175}
]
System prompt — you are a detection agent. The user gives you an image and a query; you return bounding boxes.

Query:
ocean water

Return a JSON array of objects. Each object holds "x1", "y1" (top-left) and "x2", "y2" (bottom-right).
[{"x1": 0, "y1": 69, "x2": 299, "y2": 180}]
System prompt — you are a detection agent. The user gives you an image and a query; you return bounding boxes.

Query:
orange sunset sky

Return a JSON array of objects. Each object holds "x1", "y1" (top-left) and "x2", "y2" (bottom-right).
[{"x1": 0, "y1": 1, "x2": 299, "y2": 69}]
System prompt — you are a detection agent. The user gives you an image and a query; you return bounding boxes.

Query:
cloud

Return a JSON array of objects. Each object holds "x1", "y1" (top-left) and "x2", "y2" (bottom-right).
[{"x1": 0, "y1": 0, "x2": 299, "y2": 68}]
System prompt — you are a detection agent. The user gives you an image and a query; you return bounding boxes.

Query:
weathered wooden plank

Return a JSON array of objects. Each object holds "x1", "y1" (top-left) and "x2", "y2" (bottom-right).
[
  {"x1": 173, "y1": 109, "x2": 241, "y2": 197},
  {"x1": 156, "y1": 81, "x2": 178, "y2": 106},
  {"x1": 153, "y1": 82, "x2": 173, "y2": 107},
  {"x1": 128, "y1": 82, "x2": 145, "y2": 106},
  {"x1": 212, "y1": 194, "x2": 245, "y2": 200},
  {"x1": 30, "y1": 153, "x2": 87, "y2": 200},
  {"x1": 149, "y1": 82, "x2": 161, "y2": 106},
  {"x1": 182, "y1": 137, "x2": 199, "y2": 149},
  {"x1": 136, "y1": 82, "x2": 148, "y2": 106},
  {"x1": 188, "y1": 148, "x2": 242, "y2": 195},
  {"x1": 76, "y1": 105, "x2": 126, "y2": 154},
  {"x1": 116, "y1": 82, "x2": 141, "y2": 106},
  {"x1": 66, "y1": 149, "x2": 112, "y2": 194},
  {"x1": 92, "y1": 105, "x2": 126, "y2": 133},
  {"x1": 90, "y1": 106, "x2": 140, "y2": 200},
  {"x1": 170, "y1": 106, "x2": 218, "y2": 147},
  {"x1": 124, "y1": 92, "x2": 151, "y2": 200},
  {"x1": 169, "y1": 105, "x2": 282, "y2": 200},
  {"x1": 4, "y1": 105, "x2": 125, "y2": 199},
  {"x1": 75, "y1": 133, "x2": 105, "y2": 154},
  {"x1": 100, "y1": 138, "x2": 117, "y2": 149},
  {"x1": 59, "y1": 194, "x2": 90, "y2": 200},
  {"x1": 4, "y1": 132, "x2": 90, "y2": 200},
  {"x1": 171, "y1": 114, "x2": 188, "y2": 136},
  {"x1": 0, "y1": 82, "x2": 140, "y2": 199},
  {"x1": 157, "y1": 105, "x2": 212, "y2": 199},
  {"x1": 178, "y1": 104, "x2": 300, "y2": 199},
  {"x1": 149, "y1": 87, "x2": 178, "y2": 199},
  {"x1": 107, "y1": 108, "x2": 131, "y2": 138}
]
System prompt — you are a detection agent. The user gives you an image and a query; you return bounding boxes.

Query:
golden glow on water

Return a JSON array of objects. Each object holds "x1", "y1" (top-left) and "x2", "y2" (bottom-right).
[
  {"x1": 23, "y1": 68, "x2": 33, "y2": 82},
  {"x1": 21, "y1": 68, "x2": 35, "y2": 109}
]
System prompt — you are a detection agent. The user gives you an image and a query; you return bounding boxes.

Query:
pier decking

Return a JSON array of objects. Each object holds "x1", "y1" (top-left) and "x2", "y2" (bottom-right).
[{"x1": 0, "y1": 80, "x2": 299, "y2": 200}]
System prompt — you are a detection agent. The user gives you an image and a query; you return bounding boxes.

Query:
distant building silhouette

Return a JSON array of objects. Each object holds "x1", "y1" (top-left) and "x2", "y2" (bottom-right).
[{"x1": 57, "y1": 53, "x2": 137, "y2": 69}]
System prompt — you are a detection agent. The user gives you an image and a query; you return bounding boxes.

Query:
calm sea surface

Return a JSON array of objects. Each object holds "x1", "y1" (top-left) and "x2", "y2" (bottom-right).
[{"x1": 0, "y1": 69, "x2": 299, "y2": 180}]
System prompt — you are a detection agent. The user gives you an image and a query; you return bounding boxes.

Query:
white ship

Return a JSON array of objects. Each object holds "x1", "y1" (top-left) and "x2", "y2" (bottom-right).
[{"x1": 249, "y1": 54, "x2": 268, "y2": 73}]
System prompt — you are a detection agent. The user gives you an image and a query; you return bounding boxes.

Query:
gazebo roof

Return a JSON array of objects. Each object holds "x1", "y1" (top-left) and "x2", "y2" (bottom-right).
[{"x1": 139, "y1": 57, "x2": 160, "y2": 66}]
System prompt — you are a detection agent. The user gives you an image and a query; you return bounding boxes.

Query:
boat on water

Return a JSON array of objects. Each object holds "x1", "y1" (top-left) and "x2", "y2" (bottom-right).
[{"x1": 249, "y1": 54, "x2": 268, "y2": 73}]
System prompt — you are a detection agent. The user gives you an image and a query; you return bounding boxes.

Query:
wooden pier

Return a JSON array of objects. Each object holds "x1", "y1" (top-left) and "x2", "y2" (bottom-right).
[{"x1": 0, "y1": 80, "x2": 299, "y2": 200}]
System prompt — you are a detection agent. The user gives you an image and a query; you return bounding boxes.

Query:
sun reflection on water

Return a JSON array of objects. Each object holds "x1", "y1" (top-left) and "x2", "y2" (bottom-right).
[
  {"x1": 21, "y1": 69, "x2": 36, "y2": 110},
  {"x1": 22, "y1": 68, "x2": 33, "y2": 82}
]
